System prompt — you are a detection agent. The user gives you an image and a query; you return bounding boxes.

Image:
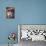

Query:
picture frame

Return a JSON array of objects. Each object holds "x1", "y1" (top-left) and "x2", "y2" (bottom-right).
[{"x1": 6, "y1": 7, "x2": 15, "y2": 19}]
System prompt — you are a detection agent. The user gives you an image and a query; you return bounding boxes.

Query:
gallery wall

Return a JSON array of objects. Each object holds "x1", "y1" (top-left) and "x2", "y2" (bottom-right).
[{"x1": 0, "y1": 0, "x2": 46, "y2": 44}]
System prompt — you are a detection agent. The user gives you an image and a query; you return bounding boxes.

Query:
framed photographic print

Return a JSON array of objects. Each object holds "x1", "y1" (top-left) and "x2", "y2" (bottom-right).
[{"x1": 6, "y1": 7, "x2": 15, "y2": 19}]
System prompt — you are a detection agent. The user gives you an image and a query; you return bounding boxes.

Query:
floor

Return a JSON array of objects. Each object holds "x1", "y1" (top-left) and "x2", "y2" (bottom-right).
[
  {"x1": 0, "y1": 40, "x2": 46, "y2": 46},
  {"x1": 0, "y1": 44, "x2": 18, "y2": 46},
  {"x1": 19, "y1": 40, "x2": 46, "y2": 46}
]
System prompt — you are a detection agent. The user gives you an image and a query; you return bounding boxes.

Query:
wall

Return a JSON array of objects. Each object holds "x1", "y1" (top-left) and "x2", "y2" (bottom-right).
[
  {"x1": 0, "y1": 0, "x2": 18, "y2": 44},
  {"x1": 0, "y1": 0, "x2": 46, "y2": 44}
]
